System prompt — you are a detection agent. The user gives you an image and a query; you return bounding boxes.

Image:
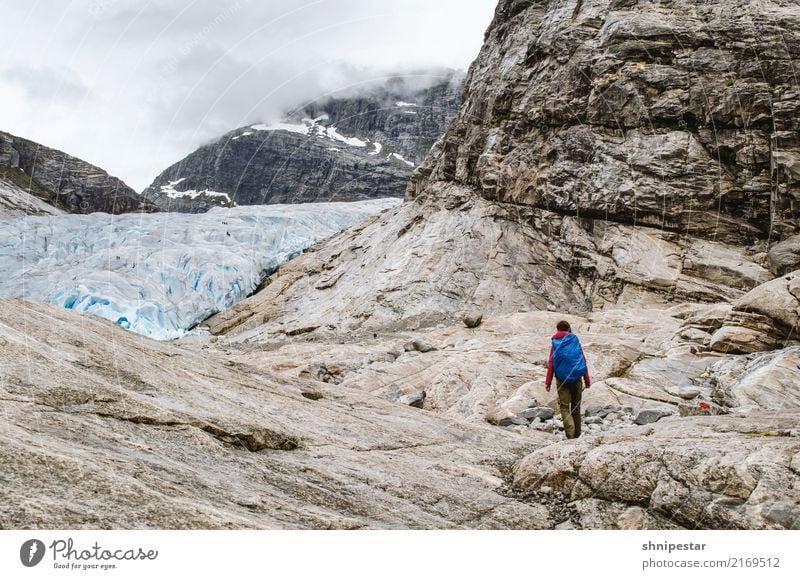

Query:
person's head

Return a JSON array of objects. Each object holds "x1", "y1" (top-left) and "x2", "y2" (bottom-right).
[{"x1": 556, "y1": 320, "x2": 571, "y2": 332}]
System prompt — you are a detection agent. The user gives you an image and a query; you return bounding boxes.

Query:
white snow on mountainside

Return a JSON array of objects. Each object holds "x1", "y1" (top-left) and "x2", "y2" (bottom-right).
[
  {"x1": 0, "y1": 199, "x2": 400, "y2": 339},
  {"x1": 249, "y1": 115, "x2": 403, "y2": 159},
  {"x1": 159, "y1": 178, "x2": 234, "y2": 204}
]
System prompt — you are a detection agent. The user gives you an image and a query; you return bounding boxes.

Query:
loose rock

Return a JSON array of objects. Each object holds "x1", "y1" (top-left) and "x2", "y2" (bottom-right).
[
  {"x1": 634, "y1": 409, "x2": 673, "y2": 425},
  {"x1": 519, "y1": 406, "x2": 555, "y2": 422},
  {"x1": 463, "y1": 309, "x2": 484, "y2": 329},
  {"x1": 403, "y1": 338, "x2": 436, "y2": 353}
]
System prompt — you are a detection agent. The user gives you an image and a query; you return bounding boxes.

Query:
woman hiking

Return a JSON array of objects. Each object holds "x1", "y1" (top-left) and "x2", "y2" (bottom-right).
[{"x1": 545, "y1": 320, "x2": 591, "y2": 439}]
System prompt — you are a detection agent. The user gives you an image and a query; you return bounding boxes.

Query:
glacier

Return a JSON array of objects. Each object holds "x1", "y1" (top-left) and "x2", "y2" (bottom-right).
[{"x1": 0, "y1": 199, "x2": 400, "y2": 340}]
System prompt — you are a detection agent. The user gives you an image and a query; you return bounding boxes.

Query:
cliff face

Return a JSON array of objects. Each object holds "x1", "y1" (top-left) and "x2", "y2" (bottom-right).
[
  {"x1": 410, "y1": 0, "x2": 800, "y2": 243},
  {"x1": 0, "y1": 169, "x2": 64, "y2": 217},
  {"x1": 195, "y1": 1, "x2": 800, "y2": 530},
  {"x1": 142, "y1": 72, "x2": 463, "y2": 212},
  {"x1": 0, "y1": 131, "x2": 156, "y2": 215},
  {"x1": 207, "y1": 0, "x2": 799, "y2": 337}
]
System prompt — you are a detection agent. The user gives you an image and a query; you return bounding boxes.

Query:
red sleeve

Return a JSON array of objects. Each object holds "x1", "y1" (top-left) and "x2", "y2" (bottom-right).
[{"x1": 545, "y1": 345, "x2": 554, "y2": 385}]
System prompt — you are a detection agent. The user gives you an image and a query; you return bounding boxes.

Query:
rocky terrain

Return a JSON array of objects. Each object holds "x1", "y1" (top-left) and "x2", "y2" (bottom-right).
[
  {"x1": 142, "y1": 71, "x2": 463, "y2": 212},
  {"x1": 3, "y1": 0, "x2": 799, "y2": 530},
  {"x1": 0, "y1": 299, "x2": 553, "y2": 529},
  {"x1": 0, "y1": 131, "x2": 156, "y2": 215},
  {"x1": 0, "y1": 171, "x2": 63, "y2": 217},
  {"x1": 207, "y1": 0, "x2": 800, "y2": 336},
  {"x1": 197, "y1": 0, "x2": 800, "y2": 528}
]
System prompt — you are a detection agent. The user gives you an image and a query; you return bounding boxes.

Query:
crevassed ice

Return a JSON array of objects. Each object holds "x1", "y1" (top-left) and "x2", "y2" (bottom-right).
[{"x1": 0, "y1": 199, "x2": 400, "y2": 340}]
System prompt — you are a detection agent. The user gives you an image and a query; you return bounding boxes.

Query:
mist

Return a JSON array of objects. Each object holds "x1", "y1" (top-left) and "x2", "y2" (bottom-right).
[{"x1": 0, "y1": 0, "x2": 496, "y2": 190}]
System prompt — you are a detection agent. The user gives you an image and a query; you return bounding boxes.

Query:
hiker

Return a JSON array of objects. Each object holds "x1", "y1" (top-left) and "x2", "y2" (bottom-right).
[{"x1": 545, "y1": 320, "x2": 591, "y2": 439}]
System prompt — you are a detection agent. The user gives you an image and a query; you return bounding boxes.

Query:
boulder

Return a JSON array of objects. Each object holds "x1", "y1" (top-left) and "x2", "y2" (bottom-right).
[
  {"x1": 403, "y1": 337, "x2": 436, "y2": 353},
  {"x1": 708, "y1": 327, "x2": 773, "y2": 354},
  {"x1": 768, "y1": 235, "x2": 800, "y2": 275},
  {"x1": 731, "y1": 271, "x2": 800, "y2": 334},
  {"x1": 634, "y1": 409, "x2": 673, "y2": 425},
  {"x1": 709, "y1": 347, "x2": 800, "y2": 412},
  {"x1": 398, "y1": 390, "x2": 427, "y2": 409},
  {"x1": 463, "y1": 309, "x2": 484, "y2": 329},
  {"x1": 586, "y1": 404, "x2": 621, "y2": 418},
  {"x1": 519, "y1": 406, "x2": 555, "y2": 422},
  {"x1": 513, "y1": 414, "x2": 800, "y2": 529}
]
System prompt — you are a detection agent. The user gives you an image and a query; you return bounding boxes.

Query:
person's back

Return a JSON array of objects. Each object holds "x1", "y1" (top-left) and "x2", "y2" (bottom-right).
[{"x1": 545, "y1": 320, "x2": 591, "y2": 438}]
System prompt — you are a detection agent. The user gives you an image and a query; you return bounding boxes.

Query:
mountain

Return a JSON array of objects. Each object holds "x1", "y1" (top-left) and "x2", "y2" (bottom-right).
[
  {"x1": 141, "y1": 70, "x2": 463, "y2": 212},
  {"x1": 3, "y1": 0, "x2": 799, "y2": 530},
  {"x1": 199, "y1": 0, "x2": 800, "y2": 529},
  {"x1": 0, "y1": 131, "x2": 157, "y2": 215},
  {"x1": 209, "y1": 0, "x2": 799, "y2": 336}
]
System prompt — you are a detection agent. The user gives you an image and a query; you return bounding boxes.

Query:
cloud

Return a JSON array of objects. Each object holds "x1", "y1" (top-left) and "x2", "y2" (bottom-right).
[
  {"x1": 0, "y1": 0, "x2": 497, "y2": 190},
  {"x1": 0, "y1": 66, "x2": 89, "y2": 103}
]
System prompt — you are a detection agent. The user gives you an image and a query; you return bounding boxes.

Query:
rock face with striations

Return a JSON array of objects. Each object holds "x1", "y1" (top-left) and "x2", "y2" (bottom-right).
[
  {"x1": 206, "y1": 0, "x2": 797, "y2": 339},
  {"x1": 0, "y1": 131, "x2": 156, "y2": 215},
  {"x1": 0, "y1": 299, "x2": 553, "y2": 529},
  {"x1": 142, "y1": 71, "x2": 463, "y2": 212},
  {"x1": 409, "y1": 0, "x2": 800, "y2": 242},
  {"x1": 198, "y1": 0, "x2": 800, "y2": 529}
]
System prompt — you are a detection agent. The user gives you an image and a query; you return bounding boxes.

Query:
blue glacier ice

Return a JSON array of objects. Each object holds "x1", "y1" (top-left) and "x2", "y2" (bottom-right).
[{"x1": 0, "y1": 199, "x2": 400, "y2": 340}]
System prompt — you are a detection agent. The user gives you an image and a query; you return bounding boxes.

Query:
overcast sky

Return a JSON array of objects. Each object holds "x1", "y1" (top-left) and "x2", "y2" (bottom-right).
[{"x1": 0, "y1": 0, "x2": 496, "y2": 190}]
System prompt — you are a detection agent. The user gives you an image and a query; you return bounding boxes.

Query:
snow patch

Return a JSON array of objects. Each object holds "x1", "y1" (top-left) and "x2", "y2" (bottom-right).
[
  {"x1": 324, "y1": 126, "x2": 367, "y2": 148},
  {"x1": 389, "y1": 153, "x2": 415, "y2": 167},
  {"x1": 251, "y1": 122, "x2": 309, "y2": 135},
  {"x1": 159, "y1": 179, "x2": 232, "y2": 203},
  {"x1": 250, "y1": 116, "x2": 368, "y2": 149}
]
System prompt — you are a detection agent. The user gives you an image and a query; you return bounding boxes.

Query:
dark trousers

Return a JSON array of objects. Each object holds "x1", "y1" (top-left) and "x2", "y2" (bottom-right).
[{"x1": 556, "y1": 378, "x2": 584, "y2": 439}]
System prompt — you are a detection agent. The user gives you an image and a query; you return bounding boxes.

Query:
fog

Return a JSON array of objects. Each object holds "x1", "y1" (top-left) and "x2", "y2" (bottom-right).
[{"x1": 0, "y1": 0, "x2": 496, "y2": 190}]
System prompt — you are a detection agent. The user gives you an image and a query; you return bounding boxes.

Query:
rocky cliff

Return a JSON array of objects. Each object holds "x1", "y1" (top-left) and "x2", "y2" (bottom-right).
[
  {"x1": 197, "y1": 0, "x2": 800, "y2": 529},
  {"x1": 142, "y1": 71, "x2": 463, "y2": 212},
  {"x1": 0, "y1": 131, "x2": 157, "y2": 215},
  {"x1": 0, "y1": 169, "x2": 64, "y2": 217},
  {"x1": 409, "y1": 0, "x2": 800, "y2": 241},
  {"x1": 208, "y1": 0, "x2": 799, "y2": 337}
]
